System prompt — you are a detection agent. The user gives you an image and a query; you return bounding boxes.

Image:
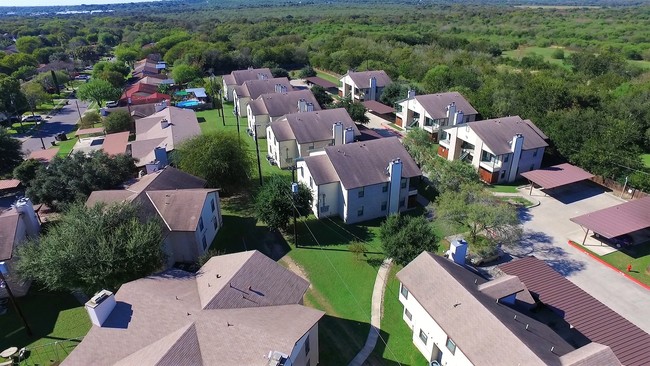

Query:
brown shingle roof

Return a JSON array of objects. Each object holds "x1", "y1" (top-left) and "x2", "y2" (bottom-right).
[
  {"x1": 500, "y1": 256, "x2": 650, "y2": 366},
  {"x1": 398, "y1": 252, "x2": 576, "y2": 366},
  {"x1": 345, "y1": 70, "x2": 392, "y2": 88},
  {"x1": 85, "y1": 190, "x2": 136, "y2": 207},
  {"x1": 227, "y1": 68, "x2": 273, "y2": 86},
  {"x1": 269, "y1": 119, "x2": 294, "y2": 142},
  {"x1": 27, "y1": 148, "x2": 58, "y2": 163},
  {"x1": 102, "y1": 131, "x2": 129, "y2": 156},
  {"x1": 275, "y1": 108, "x2": 359, "y2": 144},
  {"x1": 129, "y1": 137, "x2": 167, "y2": 166},
  {"x1": 75, "y1": 127, "x2": 105, "y2": 137},
  {"x1": 521, "y1": 163, "x2": 594, "y2": 190},
  {"x1": 234, "y1": 77, "x2": 293, "y2": 99},
  {"x1": 362, "y1": 100, "x2": 395, "y2": 114},
  {"x1": 559, "y1": 342, "x2": 621, "y2": 366},
  {"x1": 248, "y1": 90, "x2": 321, "y2": 118},
  {"x1": 126, "y1": 166, "x2": 206, "y2": 193},
  {"x1": 411, "y1": 92, "x2": 478, "y2": 119},
  {"x1": 0, "y1": 210, "x2": 20, "y2": 261},
  {"x1": 146, "y1": 189, "x2": 215, "y2": 232},
  {"x1": 467, "y1": 116, "x2": 548, "y2": 155},
  {"x1": 570, "y1": 196, "x2": 650, "y2": 239},
  {"x1": 305, "y1": 76, "x2": 337, "y2": 89},
  {"x1": 0, "y1": 179, "x2": 21, "y2": 191},
  {"x1": 302, "y1": 154, "x2": 339, "y2": 185},
  {"x1": 62, "y1": 251, "x2": 322, "y2": 366},
  {"x1": 324, "y1": 137, "x2": 421, "y2": 189}
]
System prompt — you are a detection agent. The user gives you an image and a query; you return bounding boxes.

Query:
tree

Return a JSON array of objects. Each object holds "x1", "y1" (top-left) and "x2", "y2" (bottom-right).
[
  {"x1": 104, "y1": 110, "x2": 133, "y2": 133},
  {"x1": 424, "y1": 156, "x2": 479, "y2": 195},
  {"x1": 254, "y1": 175, "x2": 312, "y2": 231},
  {"x1": 76, "y1": 79, "x2": 121, "y2": 107},
  {"x1": 27, "y1": 151, "x2": 136, "y2": 210},
  {"x1": 172, "y1": 64, "x2": 201, "y2": 85},
  {"x1": 311, "y1": 85, "x2": 333, "y2": 107},
  {"x1": 551, "y1": 48, "x2": 565, "y2": 60},
  {"x1": 80, "y1": 110, "x2": 101, "y2": 128},
  {"x1": 21, "y1": 82, "x2": 51, "y2": 116},
  {"x1": 115, "y1": 48, "x2": 139, "y2": 66},
  {"x1": 402, "y1": 128, "x2": 436, "y2": 165},
  {"x1": 175, "y1": 132, "x2": 253, "y2": 193},
  {"x1": 271, "y1": 67, "x2": 289, "y2": 79},
  {"x1": 33, "y1": 71, "x2": 70, "y2": 93},
  {"x1": 379, "y1": 82, "x2": 419, "y2": 108},
  {"x1": 379, "y1": 214, "x2": 438, "y2": 266},
  {"x1": 15, "y1": 36, "x2": 43, "y2": 54},
  {"x1": 298, "y1": 65, "x2": 316, "y2": 78},
  {"x1": 435, "y1": 183, "x2": 521, "y2": 246},
  {"x1": 98, "y1": 70, "x2": 126, "y2": 88},
  {"x1": 13, "y1": 158, "x2": 42, "y2": 187},
  {"x1": 15, "y1": 202, "x2": 165, "y2": 295},
  {"x1": 333, "y1": 96, "x2": 369, "y2": 124},
  {"x1": 0, "y1": 127, "x2": 23, "y2": 177},
  {"x1": 0, "y1": 76, "x2": 28, "y2": 117}
]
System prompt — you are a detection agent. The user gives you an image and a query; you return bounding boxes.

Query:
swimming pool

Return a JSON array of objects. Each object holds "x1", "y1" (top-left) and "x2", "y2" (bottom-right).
[{"x1": 177, "y1": 100, "x2": 200, "y2": 108}]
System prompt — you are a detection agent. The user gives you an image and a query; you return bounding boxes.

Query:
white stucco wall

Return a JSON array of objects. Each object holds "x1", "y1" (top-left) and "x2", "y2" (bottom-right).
[
  {"x1": 233, "y1": 91, "x2": 251, "y2": 117},
  {"x1": 286, "y1": 324, "x2": 320, "y2": 366}
]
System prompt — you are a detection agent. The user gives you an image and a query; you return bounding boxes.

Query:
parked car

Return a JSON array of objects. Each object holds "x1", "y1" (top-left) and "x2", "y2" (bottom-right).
[
  {"x1": 22, "y1": 115, "x2": 43, "y2": 122},
  {"x1": 105, "y1": 101, "x2": 118, "y2": 108}
]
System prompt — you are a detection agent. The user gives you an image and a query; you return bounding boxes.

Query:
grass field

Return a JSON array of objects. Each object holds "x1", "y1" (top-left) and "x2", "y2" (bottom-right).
[
  {"x1": 599, "y1": 242, "x2": 650, "y2": 286},
  {"x1": 642, "y1": 154, "x2": 650, "y2": 168},
  {"x1": 0, "y1": 291, "x2": 91, "y2": 364},
  {"x1": 503, "y1": 46, "x2": 650, "y2": 70},
  {"x1": 486, "y1": 183, "x2": 520, "y2": 193},
  {"x1": 315, "y1": 69, "x2": 341, "y2": 85}
]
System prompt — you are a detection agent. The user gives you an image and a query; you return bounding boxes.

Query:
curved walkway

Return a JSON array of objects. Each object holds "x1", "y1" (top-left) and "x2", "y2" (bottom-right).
[{"x1": 348, "y1": 258, "x2": 392, "y2": 366}]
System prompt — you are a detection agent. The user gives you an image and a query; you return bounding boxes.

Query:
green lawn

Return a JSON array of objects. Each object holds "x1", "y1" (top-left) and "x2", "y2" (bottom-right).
[
  {"x1": 642, "y1": 154, "x2": 650, "y2": 168},
  {"x1": 486, "y1": 183, "x2": 520, "y2": 193},
  {"x1": 0, "y1": 290, "x2": 91, "y2": 364},
  {"x1": 52, "y1": 131, "x2": 79, "y2": 157},
  {"x1": 371, "y1": 265, "x2": 428, "y2": 366},
  {"x1": 598, "y1": 242, "x2": 650, "y2": 286},
  {"x1": 502, "y1": 46, "x2": 573, "y2": 68},
  {"x1": 7, "y1": 121, "x2": 38, "y2": 135},
  {"x1": 315, "y1": 70, "x2": 341, "y2": 85}
]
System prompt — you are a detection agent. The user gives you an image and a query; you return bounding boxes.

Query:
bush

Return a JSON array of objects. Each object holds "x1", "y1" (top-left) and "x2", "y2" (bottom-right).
[
  {"x1": 298, "y1": 65, "x2": 317, "y2": 78},
  {"x1": 551, "y1": 48, "x2": 565, "y2": 60},
  {"x1": 80, "y1": 110, "x2": 101, "y2": 128},
  {"x1": 103, "y1": 110, "x2": 133, "y2": 133}
]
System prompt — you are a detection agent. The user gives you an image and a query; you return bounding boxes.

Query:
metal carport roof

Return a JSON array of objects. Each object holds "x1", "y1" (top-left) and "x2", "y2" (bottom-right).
[
  {"x1": 520, "y1": 163, "x2": 593, "y2": 189},
  {"x1": 362, "y1": 100, "x2": 395, "y2": 115},
  {"x1": 570, "y1": 197, "x2": 650, "y2": 239}
]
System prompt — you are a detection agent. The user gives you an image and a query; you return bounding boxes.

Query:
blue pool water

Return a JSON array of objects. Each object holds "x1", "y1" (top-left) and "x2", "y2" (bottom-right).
[{"x1": 177, "y1": 100, "x2": 200, "y2": 108}]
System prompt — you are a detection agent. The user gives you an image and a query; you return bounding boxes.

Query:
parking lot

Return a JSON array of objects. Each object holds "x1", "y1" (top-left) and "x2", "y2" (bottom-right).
[{"x1": 506, "y1": 181, "x2": 650, "y2": 332}]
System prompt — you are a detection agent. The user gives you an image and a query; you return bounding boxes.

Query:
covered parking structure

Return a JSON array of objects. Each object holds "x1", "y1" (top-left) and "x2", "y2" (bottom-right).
[
  {"x1": 570, "y1": 197, "x2": 650, "y2": 246},
  {"x1": 520, "y1": 163, "x2": 594, "y2": 195}
]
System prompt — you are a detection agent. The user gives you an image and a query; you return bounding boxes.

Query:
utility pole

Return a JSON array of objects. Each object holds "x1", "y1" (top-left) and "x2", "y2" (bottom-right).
[
  {"x1": 75, "y1": 100, "x2": 83, "y2": 123},
  {"x1": 235, "y1": 105, "x2": 241, "y2": 145},
  {"x1": 291, "y1": 182, "x2": 298, "y2": 247},
  {"x1": 0, "y1": 268, "x2": 32, "y2": 336},
  {"x1": 253, "y1": 124, "x2": 263, "y2": 186}
]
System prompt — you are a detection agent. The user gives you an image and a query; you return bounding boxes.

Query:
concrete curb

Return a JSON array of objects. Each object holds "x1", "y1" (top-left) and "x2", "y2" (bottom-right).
[{"x1": 567, "y1": 240, "x2": 650, "y2": 291}]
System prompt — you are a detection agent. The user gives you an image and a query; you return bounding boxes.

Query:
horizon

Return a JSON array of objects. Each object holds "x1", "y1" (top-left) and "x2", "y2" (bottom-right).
[{"x1": 5, "y1": 0, "x2": 160, "y2": 6}]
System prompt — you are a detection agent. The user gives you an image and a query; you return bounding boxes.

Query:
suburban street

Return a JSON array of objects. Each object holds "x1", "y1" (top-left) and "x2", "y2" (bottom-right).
[
  {"x1": 19, "y1": 98, "x2": 88, "y2": 154},
  {"x1": 505, "y1": 182, "x2": 650, "y2": 333}
]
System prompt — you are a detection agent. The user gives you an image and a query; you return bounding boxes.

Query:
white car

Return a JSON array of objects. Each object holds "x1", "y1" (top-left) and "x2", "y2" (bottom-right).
[
  {"x1": 105, "y1": 101, "x2": 119, "y2": 108},
  {"x1": 22, "y1": 115, "x2": 43, "y2": 122}
]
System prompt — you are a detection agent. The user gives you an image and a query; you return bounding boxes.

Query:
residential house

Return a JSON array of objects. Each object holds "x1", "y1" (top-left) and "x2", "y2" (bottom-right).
[
  {"x1": 129, "y1": 105, "x2": 201, "y2": 169},
  {"x1": 338, "y1": 70, "x2": 392, "y2": 102},
  {"x1": 0, "y1": 198, "x2": 40, "y2": 298},
  {"x1": 132, "y1": 57, "x2": 166, "y2": 81},
  {"x1": 108, "y1": 101, "x2": 164, "y2": 120},
  {"x1": 247, "y1": 90, "x2": 321, "y2": 138},
  {"x1": 102, "y1": 131, "x2": 130, "y2": 156},
  {"x1": 233, "y1": 77, "x2": 294, "y2": 117},
  {"x1": 297, "y1": 137, "x2": 421, "y2": 224},
  {"x1": 86, "y1": 167, "x2": 221, "y2": 267},
  {"x1": 438, "y1": 116, "x2": 548, "y2": 184},
  {"x1": 267, "y1": 108, "x2": 360, "y2": 168},
  {"x1": 222, "y1": 67, "x2": 273, "y2": 102},
  {"x1": 120, "y1": 82, "x2": 171, "y2": 107},
  {"x1": 63, "y1": 250, "x2": 324, "y2": 366},
  {"x1": 397, "y1": 251, "x2": 622, "y2": 366},
  {"x1": 395, "y1": 92, "x2": 478, "y2": 139}
]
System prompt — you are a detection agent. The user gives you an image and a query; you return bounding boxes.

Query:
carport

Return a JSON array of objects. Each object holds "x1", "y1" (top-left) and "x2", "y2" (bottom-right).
[
  {"x1": 520, "y1": 163, "x2": 594, "y2": 195},
  {"x1": 74, "y1": 127, "x2": 105, "y2": 140},
  {"x1": 570, "y1": 197, "x2": 650, "y2": 246},
  {"x1": 362, "y1": 100, "x2": 395, "y2": 116}
]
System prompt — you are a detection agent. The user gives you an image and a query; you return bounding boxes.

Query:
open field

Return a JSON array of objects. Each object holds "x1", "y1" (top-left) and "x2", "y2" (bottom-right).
[
  {"x1": 503, "y1": 46, "x2": 650, "y2": 70},
  {"x1": 642, "y1": 154, "x2": 650, "y2": 168}
]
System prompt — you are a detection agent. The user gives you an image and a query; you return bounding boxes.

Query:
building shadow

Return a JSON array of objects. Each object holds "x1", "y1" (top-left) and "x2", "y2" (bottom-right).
[
  {"x1": 102, "y1": 302, "x2": 133, "y2": 329},
  {"x1": 546, "y1": 258, "x2": 586, "y2": 277},
  {"x1": 544, "y1": 181, "x2": 608, "y2": 205},
  {"x1": 317, "y1": 315, "x2": 372, "y2": 366},
  {"x1": 366, "y1": 328, "x2": 408, "y2": 366}
]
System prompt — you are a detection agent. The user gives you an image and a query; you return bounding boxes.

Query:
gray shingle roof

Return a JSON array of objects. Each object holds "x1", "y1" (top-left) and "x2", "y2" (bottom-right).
[
  {"x1": 323, "y1": 137, "x2": 421, "y2": 189},
  {"x1": 0, "y1": 210, "x2": 20, "y2": 261},
  {"x1": 397, "y1": 252, "x2": 576, "y2": 366},
  {"x1": 345, "y1": 70, "x2": 392, "y2": 89},
  {"x1": 467, "y1": 116, "x2": 548, "y2": 155},
  {"x1": 274, "y1": 108, "x2": 359, "y2": 144},
  {"x1": 248, "y1": 90, "x2": 321, "y2": 118},
  {"x1": 269, "y1": 119, "x2": 295, "y2": 142},
  {"x1": 234, "y1": 77, "x2": 293, "y2": 99},
  {"x1": 411, "y1": 92, "x2": 478, "y2": 119},
  {"x1": 62, "y1": 251, "x2": 322, "y2": 366},
  {"x1": 134, "y1": 106, "x2": 201, "y2": 152},
  {"x1": 146, "y1": 189, "x2": 216, "y2": 232},
  {"x1": 228, "y1": 68, "x2": 273, "y2": 85},
  {"x1": 302, "y1": 154, "x2": 340, "y2": 185},
  {"x1": 126, "y1": 167, "x2": 206, "y2": 193}
]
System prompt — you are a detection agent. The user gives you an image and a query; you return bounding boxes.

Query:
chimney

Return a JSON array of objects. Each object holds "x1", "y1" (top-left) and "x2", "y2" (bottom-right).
[
  {"x1": 344, "y1": 127, "x2": 355, "y2": 144},
  {"x1": 449, "y1": 239, "x2": 468, "y2": 265},
  {"x1": 160, "y1": 118, "x2": 169, "y2": 129},
  {"x1": 13, "y1": 197, "x2": 40, "y2": 237},
  {"x1": 407, "y1": 89, "x2": 416, "y2": 99},
  {"x1": 85, "y1": 290, "x2": 116, "y2": 327},
  {"x1": 154, "y1": 145, "x2": 168, "y2": 168},
  {"x1": 155, "y1": 100, "x2": 167, "y2": 112},
  {"x1": 446, "y1": 102, "x2": 456, "y2": 120},
  {"x1": 387, "y1": 158, "x2": 402, "y2": 215},
  {"x1": 297, "y1": 98, "x2": 307, "y2": 112},
  {"x1": 306, "y1": 102, "x2": 314, "y2": 112},
  {"x1": 258, "y1": 73, "x2": 267, "y2": 80},
  {"x1": 369, "y1": 77, "x2": 377, "y2": 101},
  {"x1": 454, "y1": 110, "x2": 464, "y2": 125},
  {"x1": 333, "y1": 122, "x2": 343, "y2": 146},
  {"x1": 508, "y1": 134, "x2": 525, "y2": 183},
  {"x1": 274, "y1": 84, "x2": 282, "y2": 93}
]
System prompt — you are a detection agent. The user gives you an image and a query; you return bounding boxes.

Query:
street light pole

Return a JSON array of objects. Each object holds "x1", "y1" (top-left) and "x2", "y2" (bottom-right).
[
  {"x1": 0, "y1": 269, "x2": 32, "y2": 336},
  {"x1": 253, "y1": 124, "x2": 263, "y2": 187}
]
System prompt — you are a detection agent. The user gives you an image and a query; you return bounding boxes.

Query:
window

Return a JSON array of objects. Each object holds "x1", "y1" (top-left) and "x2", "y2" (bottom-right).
[
  {"x1": 199, "y1": 217, "x2": 204, "y2": 231},
  {"x1": 446, "y1": 337, "x2": 456, "y2": 355},
  {"x1": 202, "y1": 235, "x2": 207, "y2": 250},
  {"x1": 500, "y1": 170, "x2": 506, "y2": 179},
  {"x1": 405, "y1": 308, "x2": 412, "y2": 321},
  {"x1": 357, "y1": 206, "x2": 364, "y2": 217},
  {"x1": 309, "y1": 176, "x2": 313, "y2": 188},
  {"x1": 213, "y1": 216, "x2": 218, "y2": 229},
  {"x1": 358, "y1": 187, "x2": 364, "y2": 198},
  {"x1": 210, "y1": 199, "x2": 215, "y2": 212},
  {"x1": 382, "y1": 182, "x2": 389, "y2": 192},
  {"x1": 399, "y1": 198, "x2": 405, "y2": 207},
  {"x1": 308, "y1": 143, "x2": 315, "y2": 150},
  {"x1": 400, "y1": 178, "x2": 407, "y2": 189},
  {"x1": 481, "y1": 150, "x2": 495, "y2": 163},
  {"x1": 321, "y1": 194, "x2": 326, "y2": 207},
  {"x1": 533, "y1": 148, "x2": 538, "y2": 157},
  {"x1": 381, "y1": 201, "x2": 387, "y2": 211},
  {"x1": 305, "y1": 335, "x2": 310, "y2": 355},
  {"x1": 400, "y1": 284, "x2": 409, "y2": 299},
  {"x1": 440, "y1": 131, "x2": 449, "y2": 141},
  {"x1": 395, "y1": 104, "x2": 403, "y2": 113},
  {"x1": 424, "y1": 117, "x2": 433, "y2": 126},
  {"x1": 419, "y1": 329, "x2": 428, "y2": 345},
  {"x1": 300, "y1": 167, "x2": 304, "y2": 178},
  {"x1": 503, "y1": 154, "x2": 509, "y2": 163}
]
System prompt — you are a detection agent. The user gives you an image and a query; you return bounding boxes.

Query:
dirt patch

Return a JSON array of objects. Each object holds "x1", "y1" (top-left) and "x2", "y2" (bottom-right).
[{"x1": 279, "y1": 256, "x2": 338, "y2": 316}]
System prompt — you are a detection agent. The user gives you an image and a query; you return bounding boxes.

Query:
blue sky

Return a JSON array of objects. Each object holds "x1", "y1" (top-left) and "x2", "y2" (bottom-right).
[{"x1": 11, "y1": 0, "x2": 158, "y2": 6}]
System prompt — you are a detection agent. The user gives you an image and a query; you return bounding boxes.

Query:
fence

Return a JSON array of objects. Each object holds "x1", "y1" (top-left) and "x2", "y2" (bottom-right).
[
  {"x1": 590, "y1": 176, "x2": 648, "y2": 200},
  {"x1": 19, "y1": 338, "x2": 83, "y2": 366}
]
